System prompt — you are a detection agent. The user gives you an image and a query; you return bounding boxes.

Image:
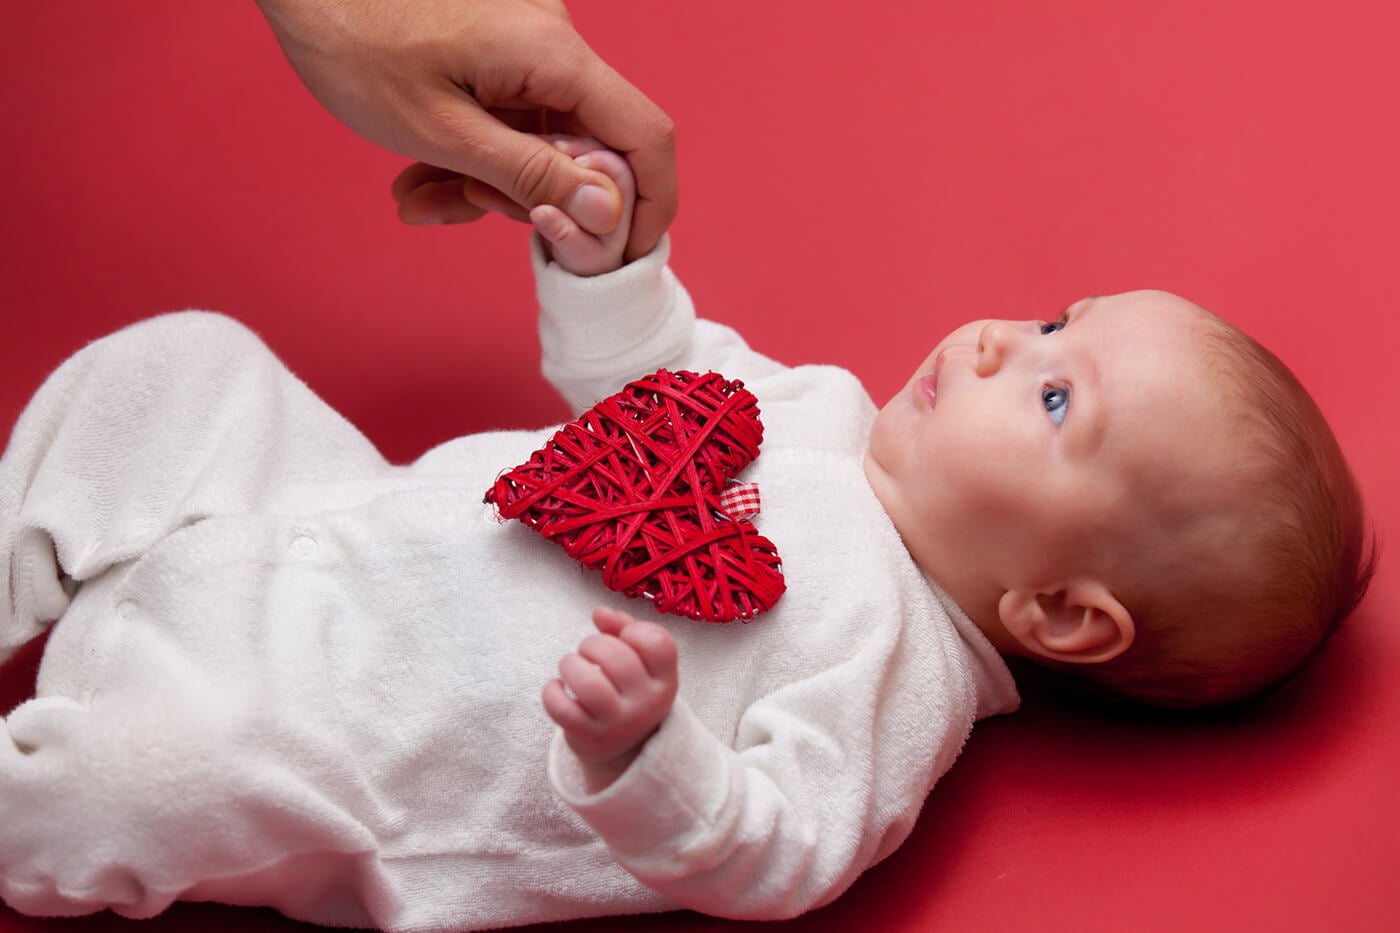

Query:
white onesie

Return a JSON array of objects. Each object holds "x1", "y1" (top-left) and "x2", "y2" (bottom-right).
[{"x1": 0, "y1": 238, "x2": 1018, "y2": 931}]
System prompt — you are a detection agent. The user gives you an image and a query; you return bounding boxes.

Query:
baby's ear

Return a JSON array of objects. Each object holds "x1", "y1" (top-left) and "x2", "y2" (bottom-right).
[{"x1": 998, "y1": 581, "x2": 1134, "y2": 665}]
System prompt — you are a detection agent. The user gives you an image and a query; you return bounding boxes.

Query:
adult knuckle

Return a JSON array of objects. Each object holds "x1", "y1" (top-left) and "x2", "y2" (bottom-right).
[
  {"x1": 542, "y1": 22, "x2": 592, "y2": 73},
  {"x1": 400, "y1": 93, "x2": 463, "y2": 157},
  {"x1": 649, "y1": 111, "x2": 678, "y2": 153},
  {"x1": 524, "y1": 0, "x2": 571, "y2": 23},
  {"x1": 537, "y1": 15, "x2": 582, "y2": 51},
  {"x1": 511, "y1": 143, "x2": 564, "y2": 207}
]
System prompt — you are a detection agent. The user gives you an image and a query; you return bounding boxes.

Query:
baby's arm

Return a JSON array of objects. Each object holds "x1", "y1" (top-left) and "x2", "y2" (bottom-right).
[
  {"x1": 545, "y1": 626, "x2": 970, "y2": 922},
  {"x1": 390, "y1": 134, "x2": 785, "y2": 406},
  {"x1": 541, "y1": 607, "x2": 678, "y2": 793},
  {"x1": 529, "y1": 142, "x2": 790, "y2": 412}
]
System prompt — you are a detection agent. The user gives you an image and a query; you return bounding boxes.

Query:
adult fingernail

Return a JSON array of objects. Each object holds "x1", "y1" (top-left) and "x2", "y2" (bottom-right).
[
  {"x1": 409, "y1": 213, "x2": 444, "y2": 226},
  {"x1": 565, "y1": 184, "x2": 618, "y2": 234}
]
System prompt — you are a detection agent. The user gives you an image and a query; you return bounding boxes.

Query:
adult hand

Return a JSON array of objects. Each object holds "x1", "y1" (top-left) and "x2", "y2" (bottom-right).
[{"x1": 255, "y1": 0, "x2": 676, "y2": 260}]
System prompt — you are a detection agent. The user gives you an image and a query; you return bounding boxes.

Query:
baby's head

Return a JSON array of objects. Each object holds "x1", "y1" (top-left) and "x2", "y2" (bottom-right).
[{"x1": 864, "y1": 290, "x2": 1374, "y2": 709}]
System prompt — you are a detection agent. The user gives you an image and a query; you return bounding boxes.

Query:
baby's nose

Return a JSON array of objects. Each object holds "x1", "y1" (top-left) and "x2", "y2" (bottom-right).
[{"x1": 975, "y1": 320, "x2": 1022, "y2": 376}]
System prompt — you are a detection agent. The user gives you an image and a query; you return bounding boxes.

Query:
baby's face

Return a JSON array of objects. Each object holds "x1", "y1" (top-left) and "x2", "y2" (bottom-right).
[{"x1": 865, "y1": 290, "x2": 1234, "y2": 626}]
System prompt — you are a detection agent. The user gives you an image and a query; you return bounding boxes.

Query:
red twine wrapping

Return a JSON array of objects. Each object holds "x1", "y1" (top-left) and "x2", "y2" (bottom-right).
[{"x1": 484, "y1": 369, "x2": 785, "y2": 622}]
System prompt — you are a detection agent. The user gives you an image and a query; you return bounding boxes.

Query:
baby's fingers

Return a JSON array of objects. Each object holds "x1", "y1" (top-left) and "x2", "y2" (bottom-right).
[
  {"x1": 542, "y1": 135, "x2": 610, "y2": 160},
  {"x1": 590, "y1": 605, "x2": 637, "y2": 637},
  {"x1": 589, "y1": 607, "x2": 678, "y2": 684},
  {"x1": 555, "y1": 653, "x2": 621, "y2": 720},
  {"x1": 531, "y1": 201, "x2": 619, "y2": 275},
  {"x1": 531, "y1": 140, "x2": 635, "y2": 275},
  {"x1": 577, "y1": 632, "x2": 649, "y2": 693},
  {"x1": 542, "y1": 677, "x2": 588, "y2": 731},
  {"x1": 620, "y1": 622, "x2": 679, "y2": 683},
  {"x1": 541, "y1": 667, "x2": 618, "y2": 737}
]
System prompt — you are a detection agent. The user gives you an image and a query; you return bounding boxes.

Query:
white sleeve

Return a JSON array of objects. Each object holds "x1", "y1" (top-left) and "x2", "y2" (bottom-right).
[
  {"x1": 547, "y1": 647, "x2": 972, "y2": 920},
  {"x1": 533, "y1": 235, "x2": 788, "y2": 412}
]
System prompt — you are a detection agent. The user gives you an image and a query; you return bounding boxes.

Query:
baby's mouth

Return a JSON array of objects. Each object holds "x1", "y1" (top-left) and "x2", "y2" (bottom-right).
[
  {"x1": 918, "y1": 373, "x2": 938, "y2": 410},
  {"x1": 918, "y1": 348, "x2": 951, "y2": 410}
]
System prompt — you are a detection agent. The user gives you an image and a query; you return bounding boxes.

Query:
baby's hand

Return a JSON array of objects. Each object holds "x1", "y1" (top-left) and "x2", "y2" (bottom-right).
[
  {"x1": 542, "y1": 606, "x2": 679, "y2": 791},
  {"x1": 530, "y1": 137, "x2": 637, "y2": 276}
]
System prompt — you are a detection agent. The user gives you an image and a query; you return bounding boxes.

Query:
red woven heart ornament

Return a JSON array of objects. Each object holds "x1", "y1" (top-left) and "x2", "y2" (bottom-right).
[{"x1": 484, "y1": 369, "x2": 785, "y2": 622}]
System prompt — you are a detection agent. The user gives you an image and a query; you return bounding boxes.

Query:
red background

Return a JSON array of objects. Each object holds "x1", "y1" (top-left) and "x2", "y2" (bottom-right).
[{"x1": 2, "y1": 3, "x2": 1397, "y2": 931}]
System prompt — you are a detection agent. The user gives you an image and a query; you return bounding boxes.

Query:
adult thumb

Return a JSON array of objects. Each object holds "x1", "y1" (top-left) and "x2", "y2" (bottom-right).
[{"x1": 436, "y1": 109, "x2": 622, "y2": 235}]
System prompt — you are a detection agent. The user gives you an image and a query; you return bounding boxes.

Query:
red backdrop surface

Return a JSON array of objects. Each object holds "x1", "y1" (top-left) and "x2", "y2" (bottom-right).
[{"x1": 2, "y1": 3, "x2": 1397, "y2": 932}]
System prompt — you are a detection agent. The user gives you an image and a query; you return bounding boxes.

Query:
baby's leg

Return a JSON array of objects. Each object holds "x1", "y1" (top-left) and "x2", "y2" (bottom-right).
[
  {"x1": 1, "y1": 682, "x2": 380, "y2": 921},
  {"x1": 0, "y1": 312, "x2": 387, "y2": 662},
  {"x1": 0, "y1": 313, "x2": 396, "y2": 920}
]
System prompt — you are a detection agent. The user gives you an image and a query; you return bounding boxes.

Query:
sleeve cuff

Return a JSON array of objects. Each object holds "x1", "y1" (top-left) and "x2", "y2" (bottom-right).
[
  {"x1": 534, "y1": 234, "x2": 696, "y2": 385},
  {"x1": 548, "y1": 699, "x2": 734, "y2": 859}
]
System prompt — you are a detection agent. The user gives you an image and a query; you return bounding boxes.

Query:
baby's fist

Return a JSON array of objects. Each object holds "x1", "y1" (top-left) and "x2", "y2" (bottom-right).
[
  {"x1": 542, "y1": 606, "x2": 678, "y2": 790},
  {"x1": 530, "y1": 138, "x2": 637, "y2": 276}
]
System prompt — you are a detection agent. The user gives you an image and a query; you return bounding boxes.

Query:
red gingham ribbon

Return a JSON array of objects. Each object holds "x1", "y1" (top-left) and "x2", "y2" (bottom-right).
[{"x1": 719, "y1": 482, "x2": 762, "y2": 521}]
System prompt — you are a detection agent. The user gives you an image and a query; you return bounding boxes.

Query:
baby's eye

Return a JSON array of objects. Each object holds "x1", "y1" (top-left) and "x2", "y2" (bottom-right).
[
  {"x1": 1039, "y1": 319, "x2": 1066, "y2": 335},
  {"x1": 1042, "y1": 385, "x2": 1069, "y2": 425}
]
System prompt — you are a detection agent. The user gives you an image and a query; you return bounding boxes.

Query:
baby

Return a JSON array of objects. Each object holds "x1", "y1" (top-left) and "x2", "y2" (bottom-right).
[{"x1": 0, "y1": 142, "x2": 1372, "y2": 931}]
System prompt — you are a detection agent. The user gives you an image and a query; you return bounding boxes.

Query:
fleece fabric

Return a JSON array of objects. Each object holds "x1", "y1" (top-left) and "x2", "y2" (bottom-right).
[{"x1": 0, "y1": 237, "x2": 1018, "y2": 931}]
